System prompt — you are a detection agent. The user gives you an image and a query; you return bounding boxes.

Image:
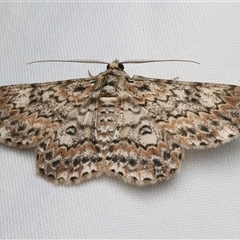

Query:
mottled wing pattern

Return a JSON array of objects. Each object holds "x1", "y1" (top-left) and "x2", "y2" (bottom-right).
[
  {"x1": 36, "y1": 98, "x2": 103, "y2": 183},
  {"x1": 105, "y1": 94, "x2": 184, "y2": 185},
  {"x1": 128, "y1": 76, "x2": 240, "y2": 148},
  {"x1": 0, "y1": 78, "x2": 104, "y2": 183},
  {"x1": 0, "y1": 79, "x2": 95, "y2": 148}
]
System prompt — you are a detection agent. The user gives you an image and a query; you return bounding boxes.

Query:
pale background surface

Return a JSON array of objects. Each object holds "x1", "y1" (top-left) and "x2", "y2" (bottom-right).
[{"x1": 1, "y1": 2, "x2": 240, "y2": 238}]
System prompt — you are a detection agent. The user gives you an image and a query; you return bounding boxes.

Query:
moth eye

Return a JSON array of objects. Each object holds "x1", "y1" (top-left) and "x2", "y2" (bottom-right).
[
  {"x1": 106, "y1": 64, "x2": 110, "y2": 69},
  {"x1": 118, "y1": 63, "x2": 124, "y2": 70}
]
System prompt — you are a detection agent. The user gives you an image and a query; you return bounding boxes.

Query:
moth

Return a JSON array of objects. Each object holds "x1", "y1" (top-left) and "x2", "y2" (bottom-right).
[{"x1": 0, "y1": 59, "x2": 240, "y2": 186}]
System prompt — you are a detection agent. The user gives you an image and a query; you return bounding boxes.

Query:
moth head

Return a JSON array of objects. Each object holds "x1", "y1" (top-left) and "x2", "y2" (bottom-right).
[{"x1": 107, "y1": 59, "x2": 124, "y2": 71}]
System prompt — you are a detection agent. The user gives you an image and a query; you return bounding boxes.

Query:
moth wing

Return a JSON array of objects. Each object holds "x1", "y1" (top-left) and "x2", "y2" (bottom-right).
[
  {"x1": 128, "y1": 76, "x2": 240, "y2": 149},
  {"x1": 36, "y1": 98, "x2": 103, "y2": 183},
  {"x1": 0, "y1": 78, "x2": 95, "y2": 148},
  {"x1": 105, "y1": 96, "x2": 184, "y2": 185}
]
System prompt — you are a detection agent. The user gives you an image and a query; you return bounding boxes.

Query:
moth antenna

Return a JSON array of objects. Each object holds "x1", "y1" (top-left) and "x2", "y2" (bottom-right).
[
  {"x1": 121, "y1": 59, "x2": 200, "y2": 65},
  {"x1": 27, "y1": 59, "x2": 200, "y2": 66},
  {"x1": 27, "y1": 59, "x2": 109, "y2": 65}
]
